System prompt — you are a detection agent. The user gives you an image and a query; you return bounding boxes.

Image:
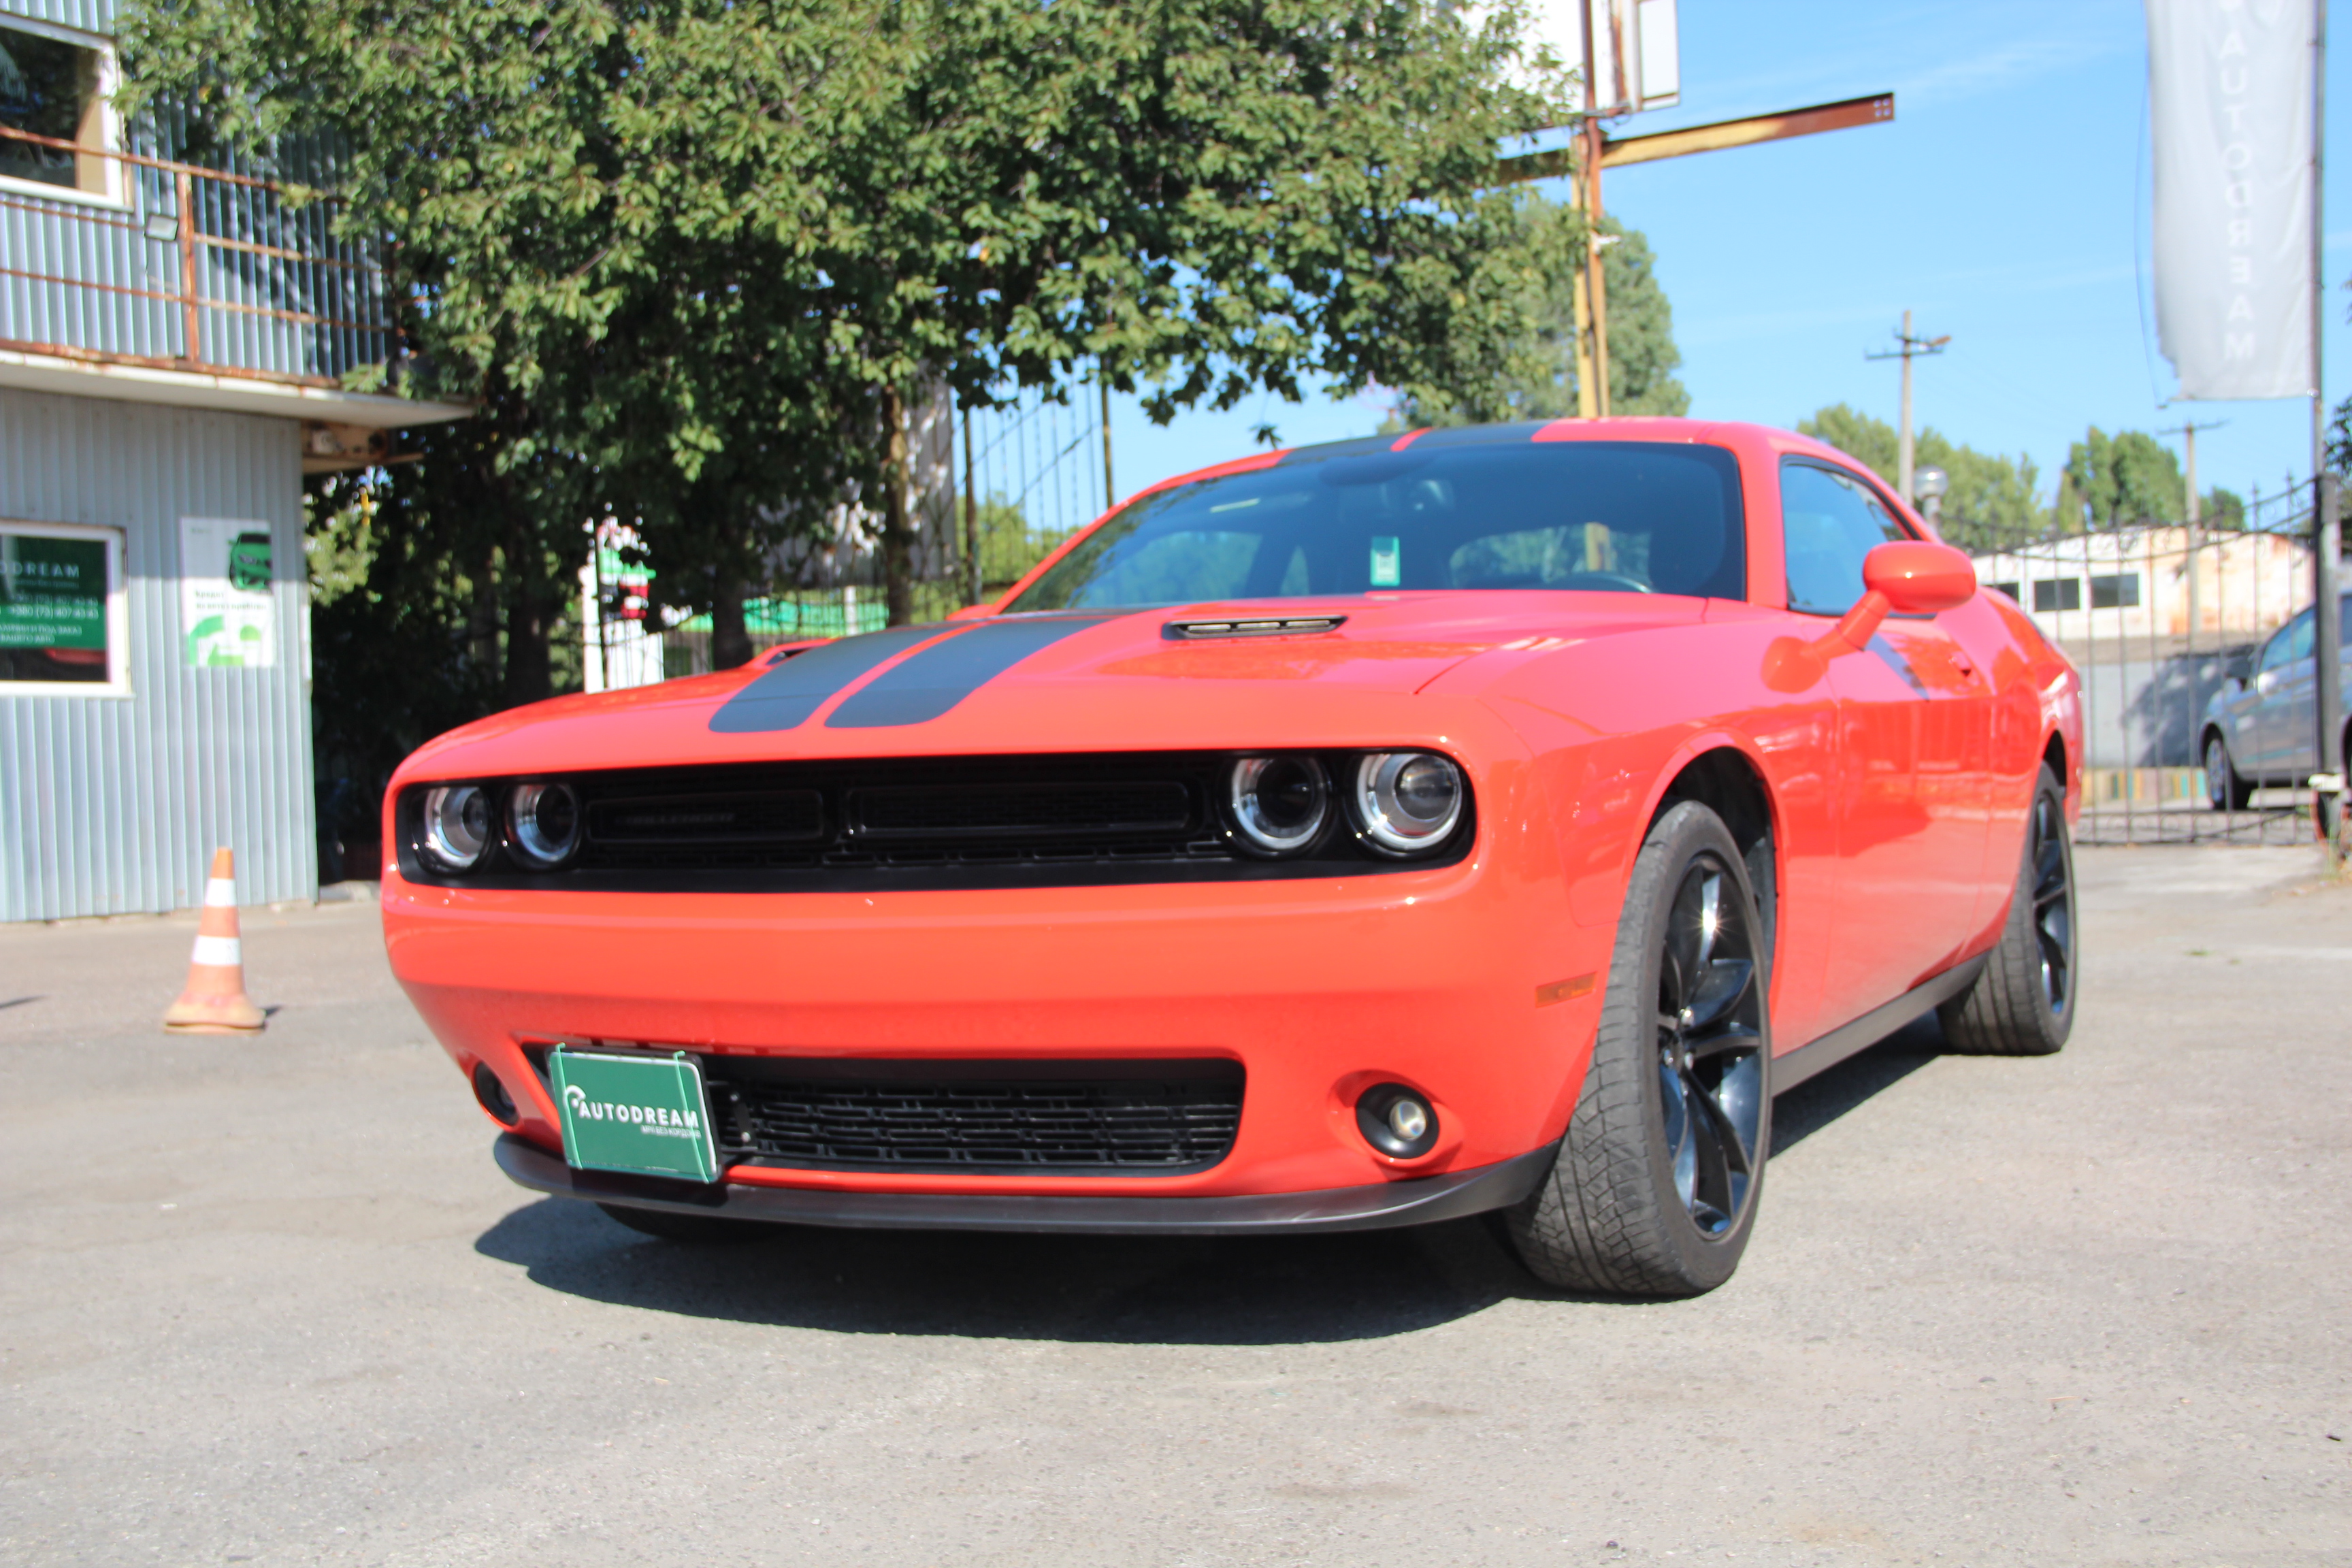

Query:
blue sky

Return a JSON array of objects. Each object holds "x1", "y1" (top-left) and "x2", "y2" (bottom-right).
[{"x1": 1106, "y1": 0, "x2": 2352, "y2": 514}]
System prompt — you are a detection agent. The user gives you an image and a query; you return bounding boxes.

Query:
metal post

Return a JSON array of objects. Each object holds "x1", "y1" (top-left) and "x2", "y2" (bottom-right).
[
  {"x1": 1578, "y1": 0, "x2": 1610, "y2": 418},
  {"x1": 1899, "y1": 308, "x2": 1914, "y2": 504},
  {"x1": 1100, "y1": 376, "x2": 1115, "y2": 510},
  {"x1": 962, "y1": 405, "x2": 982, "y2": 606},
  {"x1": 175, "y1": 169, "x2": 199, "y2": 364},
  {"x1": 2314, "y1": 2, "x2": 2345, "y2": 854}
]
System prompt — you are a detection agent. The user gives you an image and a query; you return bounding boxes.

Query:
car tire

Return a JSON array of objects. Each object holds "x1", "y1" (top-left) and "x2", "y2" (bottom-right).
[
  {"x1": 1938, "y1": 764, "x2": 2076, "y2": 1056},
  {"x1": 1503, "y1": 801, "x2": 1771, "y2": 1298},
  {"x1": 2204, "y1": 732, "x2": 2253, "y2": 811},
  {"x1": 595, "y1": 1201, "x2": 773, "y2": 1245}
]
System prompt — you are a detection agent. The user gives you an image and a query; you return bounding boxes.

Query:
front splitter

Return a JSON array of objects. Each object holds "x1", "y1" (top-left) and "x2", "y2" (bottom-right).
[{"x1": 492, "y1": 1132, "x2": 1556, "y2": 1236}]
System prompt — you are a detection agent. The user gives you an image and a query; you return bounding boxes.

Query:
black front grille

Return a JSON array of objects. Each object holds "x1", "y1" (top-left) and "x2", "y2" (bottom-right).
[{"x1": 705, "y1": 1060, "x2": 1245, "y2": 1175}]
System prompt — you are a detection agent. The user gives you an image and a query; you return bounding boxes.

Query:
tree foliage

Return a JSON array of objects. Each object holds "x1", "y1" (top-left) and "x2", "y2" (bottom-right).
[
  {"x1": 1388, "y1": 203, "x2": 1685, "y2": 427},
  {"x1": 120, "y1": 0, "x2": 1576, "y2": 638},
  {"x1": 2061, "y1": 427, "x2": 2186, "y2": 530}
]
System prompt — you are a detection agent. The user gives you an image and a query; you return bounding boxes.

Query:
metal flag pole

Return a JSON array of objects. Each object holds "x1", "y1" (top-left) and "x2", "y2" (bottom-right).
[{"x1": 2313, "y1": 0, "x2": 2346, "y2": 855}]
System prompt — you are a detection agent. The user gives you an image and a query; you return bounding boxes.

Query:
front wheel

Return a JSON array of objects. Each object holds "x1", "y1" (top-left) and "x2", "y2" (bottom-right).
[{"x1": 1503, "y1": 802, "x2": 1771, "y2": 1298}]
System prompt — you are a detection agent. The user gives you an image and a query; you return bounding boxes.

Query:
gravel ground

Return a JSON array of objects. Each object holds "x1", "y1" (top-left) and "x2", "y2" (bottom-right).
[{"x1": 1, "y1": 845, "x2": 2346, "y2": 1567}]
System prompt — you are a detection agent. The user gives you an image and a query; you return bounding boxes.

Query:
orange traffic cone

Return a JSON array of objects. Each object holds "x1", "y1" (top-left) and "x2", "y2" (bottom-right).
[{"x1": 162, "y1": 848, "x2": 266, "y2": 1034}]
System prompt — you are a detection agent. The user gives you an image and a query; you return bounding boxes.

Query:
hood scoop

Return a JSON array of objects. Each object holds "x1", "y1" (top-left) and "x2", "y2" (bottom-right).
[{"x1": 1162, "y1": 615, "x2": 1348, "y2": 641}]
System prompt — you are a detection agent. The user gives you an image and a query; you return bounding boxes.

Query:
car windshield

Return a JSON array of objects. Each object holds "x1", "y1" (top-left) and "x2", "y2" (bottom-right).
[{"x1": 1007, "y1": 440, "x2": 1748, "y2": 612}]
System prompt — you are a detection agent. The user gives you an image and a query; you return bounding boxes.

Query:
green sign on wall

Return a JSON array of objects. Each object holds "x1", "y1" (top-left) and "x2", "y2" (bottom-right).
[{"x1": 0, "y1": 530, "x2": 109, "y2": 685}]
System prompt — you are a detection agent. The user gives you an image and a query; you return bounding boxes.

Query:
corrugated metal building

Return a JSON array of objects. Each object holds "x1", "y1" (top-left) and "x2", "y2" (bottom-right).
[{"x1": 0, "y1": 0, "x2": 466, "y2": 920}]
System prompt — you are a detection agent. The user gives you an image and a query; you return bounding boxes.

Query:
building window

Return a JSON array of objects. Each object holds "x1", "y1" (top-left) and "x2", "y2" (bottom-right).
[
  {"x1": 2089, "y1": 572, "x2": 2140, "y2": 610},
  {"x1": 0, "y1": 18, "x2": 119, "y2": 203},
  {"x1": 1985, "y1": 580, "x2": 2020, "y2": 602},
  {"x1": 2032, "y1": 578, "x2": 2082, "y2": 613},
  {"x1": 0, "y1": 521, "x2": 128, "y2": 696}
]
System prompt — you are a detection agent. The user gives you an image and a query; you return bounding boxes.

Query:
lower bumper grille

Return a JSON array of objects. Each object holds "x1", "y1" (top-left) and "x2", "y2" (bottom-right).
[{"x1": 704, "y1": 1060, "x2": 1245, "y2": 1175}]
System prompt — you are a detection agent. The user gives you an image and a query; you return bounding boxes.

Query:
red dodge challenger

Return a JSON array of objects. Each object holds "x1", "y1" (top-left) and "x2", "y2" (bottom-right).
[{"x1": 382, "y1": 417, "x2": 2082, "y2": 1298}]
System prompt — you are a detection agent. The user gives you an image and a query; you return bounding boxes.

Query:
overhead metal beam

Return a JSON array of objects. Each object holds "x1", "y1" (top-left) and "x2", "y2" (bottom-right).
[{"x1": 1492, "y1": 92, "x2": 1895, "y2": 186}]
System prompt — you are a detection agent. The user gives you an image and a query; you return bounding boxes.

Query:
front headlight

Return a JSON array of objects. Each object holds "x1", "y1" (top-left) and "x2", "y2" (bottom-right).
[
  {"x1": 420, "y1": 784, "x2": 495, "y2": 872},
  {"x1": 1351, "y1": 752, "x2": 1464, "y2": 855},
  {"x1": 1226, "y1": 755, "x2": 1330, "y2": 855},
  {"x1": 506, "y1": 781, "x2": 583, "y2": 868}
]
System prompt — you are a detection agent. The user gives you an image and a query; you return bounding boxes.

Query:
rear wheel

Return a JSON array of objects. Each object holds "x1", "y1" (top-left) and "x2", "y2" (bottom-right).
[
  {"x1": 2205, "y1": 732, "x2": 2253, "y2": 810},
  {"x1": 1503, "y1": 802, "x2": 1771, "y2": 1298},
  {"x1": 1938, "y1": 765, "x2": 2075, "y2": 1056},
  {"x1": 595, "y1": 1201, "x2": 772, "y2": 1245}
]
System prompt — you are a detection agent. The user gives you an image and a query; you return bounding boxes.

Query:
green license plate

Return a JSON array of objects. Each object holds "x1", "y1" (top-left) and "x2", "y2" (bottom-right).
[{"x1": 550, "y1": 1048, "x2": 720, "y2": 1183}]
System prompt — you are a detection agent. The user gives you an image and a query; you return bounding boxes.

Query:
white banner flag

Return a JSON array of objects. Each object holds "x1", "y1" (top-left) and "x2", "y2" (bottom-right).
[{"x1": 2146, "y1": 0, "x2": 2316, "y2": 402}]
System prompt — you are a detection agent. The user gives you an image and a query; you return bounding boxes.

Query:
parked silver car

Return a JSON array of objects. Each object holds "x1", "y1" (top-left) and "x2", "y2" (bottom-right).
[{"x1": 2202, "y1": 589, "x2": 2352, "y2": 808}]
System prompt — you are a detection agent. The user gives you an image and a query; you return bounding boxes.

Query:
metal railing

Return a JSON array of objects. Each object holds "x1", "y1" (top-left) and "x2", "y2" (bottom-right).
[
  {"x1": 0, "y1": 122, "x2": 391, "y2": 386},
  {"x1": 1974, "y1": 506, "x2": 2335, "y2": 846}
]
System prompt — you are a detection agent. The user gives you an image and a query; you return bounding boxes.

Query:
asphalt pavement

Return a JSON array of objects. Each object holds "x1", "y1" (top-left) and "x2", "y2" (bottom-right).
[{"x1": 1, "y1": 846, "x2": 2347, "y2": 1567}]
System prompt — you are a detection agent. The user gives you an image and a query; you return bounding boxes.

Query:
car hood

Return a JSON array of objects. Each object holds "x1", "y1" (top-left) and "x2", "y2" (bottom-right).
[{"x1": 397, "y1": 593, "x2": 1709, "y2": 779}]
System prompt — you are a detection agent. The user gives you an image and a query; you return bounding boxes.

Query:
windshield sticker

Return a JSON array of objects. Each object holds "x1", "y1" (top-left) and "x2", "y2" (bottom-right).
[{"x1": 1370, "y1": 537, "x2": 1402, "y2": 588}]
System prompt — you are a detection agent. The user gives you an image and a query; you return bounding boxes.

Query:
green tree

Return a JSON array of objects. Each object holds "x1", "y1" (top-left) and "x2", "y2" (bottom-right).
[
  {"x1": 1386, "y1": 203, "x2": 1686, "y2": 427},
  {"x1": 1795, "y1": 404, "x2": 2044, "y2": 553},
  {"x1": 2063, "y1": 427, "x2": 2185, "y2": 529},
  {"x1": 813, "y1": 0, "x2": 1574, "y2": 618}
]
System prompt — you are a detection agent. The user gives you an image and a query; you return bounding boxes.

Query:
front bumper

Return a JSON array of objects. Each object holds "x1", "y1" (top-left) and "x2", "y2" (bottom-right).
[{"x1": 495, "y1": 1132, "x2": 1558, "y2": 1234}]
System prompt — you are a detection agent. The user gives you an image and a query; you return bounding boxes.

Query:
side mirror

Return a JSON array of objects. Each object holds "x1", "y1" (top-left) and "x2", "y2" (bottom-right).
[
  {"x1": 1763, "y1": 541, "x2": 1978, "y2": 693},
  {"x1": 1863, "y1": 540, "x2": 1977, "y2": 615}
]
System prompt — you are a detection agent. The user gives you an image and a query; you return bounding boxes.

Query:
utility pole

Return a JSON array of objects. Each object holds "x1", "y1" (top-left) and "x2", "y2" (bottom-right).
[
  {"x1": 1865, "y1": 311, "x2": 1949, "y2": 502},
  {"x1": 1577, "y1": 0, "x2": 1612, "y2": 418},
  {"x1": 2161, "y1": 419, "x2": 2226, "y2": 634}
]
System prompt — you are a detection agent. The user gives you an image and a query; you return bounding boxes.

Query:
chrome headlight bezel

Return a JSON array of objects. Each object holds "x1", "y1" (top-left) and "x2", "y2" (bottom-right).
[
  {"x1": 1224, "y1": 754, "x2": 1333, "y2": 858},
  {"x1": 504, "y1": 780, "x2": 583, "y2": 868},
  {"x1": 1349, "y1": 751, "x2": 1466, "y2": 856},
  {"x1": 419, "y1": 783, "x2": 495, "y2": 872}
]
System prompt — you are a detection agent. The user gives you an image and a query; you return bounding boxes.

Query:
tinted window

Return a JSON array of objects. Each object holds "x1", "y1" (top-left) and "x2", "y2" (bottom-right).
[
  {"x1": 1008, "y1": 441, "x2": 1747, "y2": 611},
  {"x1": 1780, "y1": 461, "x2": 1911, "y2": 615},
  {"x1": 2033, "y1": 578, "x2": 2082, "y2": 613}
]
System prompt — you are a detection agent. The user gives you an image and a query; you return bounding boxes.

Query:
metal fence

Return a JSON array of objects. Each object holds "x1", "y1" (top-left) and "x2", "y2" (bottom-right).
[
  {"x1": 1971, "y1": 485, "x2": 2338, "y2": 847},
  {"x1": 0, "y1": 121, "x2": 391, "y2": 384}
]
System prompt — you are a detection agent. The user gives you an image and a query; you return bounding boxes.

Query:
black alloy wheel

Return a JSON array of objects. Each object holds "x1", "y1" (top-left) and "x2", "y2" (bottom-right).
[
  {"x1": 1939, "y1": 763, "x2": 2076, "y2": 1056},
  {"x1": 2023, "y1": 785, "x2": 2073, "y2": 1017},
  {"x1": 1653, "y1": 858, "x2": 1768, "y2": 1239},
  {"x1": 1504, "y1": 801, "x2": 1772, "y2": 1298}
]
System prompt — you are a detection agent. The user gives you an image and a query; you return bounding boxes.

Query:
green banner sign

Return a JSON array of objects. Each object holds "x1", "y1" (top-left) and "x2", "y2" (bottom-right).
[
  {"x1": 550, "y1": 1049, "x2": 721, "y2": 1183},
  {"x1": 0, "y1": 533, "x2": 107, "y2": 652}
]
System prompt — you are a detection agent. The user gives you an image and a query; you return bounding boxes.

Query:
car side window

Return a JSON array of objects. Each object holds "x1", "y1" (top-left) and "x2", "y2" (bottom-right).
[
  {"x1": 1780, "y1": 461, "x2": 1910, "y2": 615},
  {"x1": 2261, "y1": 609, "x2": 2313, "y2": 672}
]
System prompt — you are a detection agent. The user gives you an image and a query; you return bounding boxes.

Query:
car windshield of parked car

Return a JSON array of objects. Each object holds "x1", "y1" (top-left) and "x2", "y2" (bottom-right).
[{"x1": 1007, "y1": 440, "x2": 1747, "y2": 611}]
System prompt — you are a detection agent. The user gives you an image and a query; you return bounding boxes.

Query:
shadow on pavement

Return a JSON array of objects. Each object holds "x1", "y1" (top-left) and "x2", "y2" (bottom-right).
[
  {"x1": 475, "y1": 1198, "x2": 1575, "y2": 1344},
  {"x1": 1771, "y1": 1012, "x2": 1944, "y2": 1154},
  {"x1": 475, "y1": 1014, "x2": 1948, "y2": 1342}
]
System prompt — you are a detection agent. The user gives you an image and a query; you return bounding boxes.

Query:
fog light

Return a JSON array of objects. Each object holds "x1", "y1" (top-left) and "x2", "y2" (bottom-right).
[
  {"x1": 1356, "y1": 1083, "x2": 1439, "y2": 1159},
  {"x1": 1387, "y1": 1098, "x2": 1429, "y2": 1142},
  {"x1": 472, "y1": 1062, "x2": 520, "y2": 1126}
]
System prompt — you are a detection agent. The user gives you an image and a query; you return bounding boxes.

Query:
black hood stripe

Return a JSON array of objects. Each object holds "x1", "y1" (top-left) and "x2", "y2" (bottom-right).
[
  {"x1": 708, "y1": 625, "x2": 958, "y2": 734},
  {"x1": 825, "y1": 615, "x2": 1129, "y2": 729}
]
